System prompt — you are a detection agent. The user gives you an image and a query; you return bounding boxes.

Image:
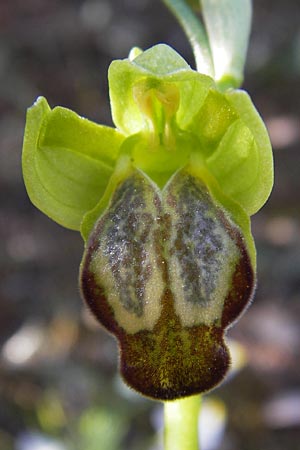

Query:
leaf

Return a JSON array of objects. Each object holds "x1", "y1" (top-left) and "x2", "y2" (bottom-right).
[
  {"x1": 201, "y1": 0, "x2": 252, "y2": 89},
  {"x1": 22, "y1": 97, "x2": 124, "y2": 230}
]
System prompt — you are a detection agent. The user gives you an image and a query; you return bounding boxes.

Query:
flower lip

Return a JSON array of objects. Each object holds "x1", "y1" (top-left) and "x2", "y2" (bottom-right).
[{"x1": 80, "y1": 166, "x2": 255, "y2": 400}]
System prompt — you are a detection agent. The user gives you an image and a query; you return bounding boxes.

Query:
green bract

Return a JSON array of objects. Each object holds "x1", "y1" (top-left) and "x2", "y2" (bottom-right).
[
  {"x1": 201, "y1": 0, "x2": 252, "y2": 89},
  {"x1": 22, "y1": 44, "x2": 273, "y2": 399}
]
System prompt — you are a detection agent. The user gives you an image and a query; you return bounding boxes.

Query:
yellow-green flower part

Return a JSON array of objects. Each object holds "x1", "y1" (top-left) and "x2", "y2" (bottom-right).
[{"x1": 22, "y1": 44, "x2": 273, "y2": 400}]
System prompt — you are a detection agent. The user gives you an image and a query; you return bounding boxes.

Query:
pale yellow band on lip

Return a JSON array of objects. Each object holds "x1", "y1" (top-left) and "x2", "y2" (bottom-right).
[
  {"x1": 164, "y1": 169, "x2": 240, "y2": 328},
  {"x1": 90, "y1": 171, "x2": 165, "y2": 334},
  {"x1": 89, "y1": 166, "x2": 242, "y2": 334}
]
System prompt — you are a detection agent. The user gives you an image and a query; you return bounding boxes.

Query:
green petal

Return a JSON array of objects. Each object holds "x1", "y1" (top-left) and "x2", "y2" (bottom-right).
[
  {"x1": 186, "y1": 89, "x2": 238, "y2": 153},
  {"x1": 108, "y1": 44, "x2": 214, "y2": 135},
  {"x1": 207, "y1": 119, "x2": 259, "y2": 211},
  {"x1": 187, "y1": 89, "x2": 273, "y2": 216},
  {"x1": 224, "y1": 90, "x2": 273, "y2": 215},
  {"x1": 22, "y1": 97, "x2": 124, "y2": 230}
]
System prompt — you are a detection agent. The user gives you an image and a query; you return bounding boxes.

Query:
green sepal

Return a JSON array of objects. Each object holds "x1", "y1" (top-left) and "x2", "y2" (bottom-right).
[
  {"x1": 108, "y1": 44, "x2": 215, "y2": 135},
  {"x1": 22, "y1": 97, "x2": 125, "y2": 230}
]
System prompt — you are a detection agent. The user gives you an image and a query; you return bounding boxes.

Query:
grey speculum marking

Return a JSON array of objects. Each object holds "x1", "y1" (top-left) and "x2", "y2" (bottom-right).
[
  {"x1": 100, "y1": 174, "x2": 156, "y2": 316},
  {"x1": 170, "y1": 174, "x2": 225, "y2": 306},
  {"x1": 93, "y1": 169, "x2": 236, "y2": 316}
]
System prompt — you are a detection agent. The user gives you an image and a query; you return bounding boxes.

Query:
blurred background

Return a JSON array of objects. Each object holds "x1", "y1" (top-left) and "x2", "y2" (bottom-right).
[{"x1": 0, "y1": 0, "x2": 300, "y2": 449}]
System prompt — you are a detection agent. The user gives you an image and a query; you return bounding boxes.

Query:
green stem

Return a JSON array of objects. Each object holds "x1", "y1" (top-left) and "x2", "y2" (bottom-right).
[
  {"x1": 164, "y1": 395, "x2": 201, "y2": 450},
  {"x1": 162, "y1": 0, "x2": 214, "y2": 77}
]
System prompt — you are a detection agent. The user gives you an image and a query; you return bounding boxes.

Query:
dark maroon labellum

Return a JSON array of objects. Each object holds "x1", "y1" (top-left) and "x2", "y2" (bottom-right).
[{"x1": 80, "y1": 168, "x2": 254, "y2": 400}]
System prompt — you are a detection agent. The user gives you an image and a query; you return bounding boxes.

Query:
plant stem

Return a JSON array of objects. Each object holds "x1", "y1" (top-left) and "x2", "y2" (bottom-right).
[
  {"x1": 162, "y1": 0, "x2": 214, "y2": 77},
  {"x1": 164, "y1": 395, "x2": 201, "y2": 450}
]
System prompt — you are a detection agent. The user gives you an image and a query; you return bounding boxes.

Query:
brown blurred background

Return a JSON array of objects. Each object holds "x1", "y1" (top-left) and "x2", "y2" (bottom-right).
[{"x1": 0, "y1": 1, "x2": 300, "y2": 449}]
